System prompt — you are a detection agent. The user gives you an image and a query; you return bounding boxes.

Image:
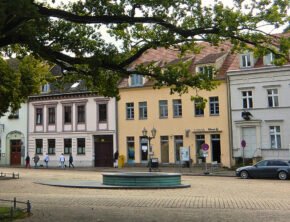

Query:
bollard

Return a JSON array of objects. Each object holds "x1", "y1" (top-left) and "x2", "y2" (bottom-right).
[
  {"x1": 27, "y1": 200, "x2": 31, "y2": 215},
  {"x1": 14, "y1": 197, "x2": 16, "y2": 209},
  {"x1": 13, "y1": 172, "x2": 15, "y2": 178},
  {"x1": 10, "y1": 206, "x2": 13, "y2": 219}
]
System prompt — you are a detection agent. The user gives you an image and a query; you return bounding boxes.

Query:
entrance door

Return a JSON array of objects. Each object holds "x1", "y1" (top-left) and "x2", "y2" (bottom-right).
[
  {"x1": 94, "y1": 135, "x2": 113, "y2": 167},
  {"x1": 211, "y1": 134, "x2": 221, "y2": 163},
  {"x1": 242, "y1": 127, "x2": 256, "y2": 158},
  {"x1": 10, "y1": 140, "x2": 21, "y2": 165}
]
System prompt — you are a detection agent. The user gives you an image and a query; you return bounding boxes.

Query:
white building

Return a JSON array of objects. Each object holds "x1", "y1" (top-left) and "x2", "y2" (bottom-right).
[
  {"x1": 228, "y1": 51, "x2": 290, "y2": 162},
  {"x1": 0, "y1": 104, "x2": 28, "y2": 166},
  {"x1": 28, "y1": 91, "x2": 117, "y2": 167}
]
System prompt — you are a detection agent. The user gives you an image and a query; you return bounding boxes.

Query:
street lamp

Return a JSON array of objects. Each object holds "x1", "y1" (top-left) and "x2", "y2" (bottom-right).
[{"x1": 142, "y1": 127, "x2": 157, "y2": 172}]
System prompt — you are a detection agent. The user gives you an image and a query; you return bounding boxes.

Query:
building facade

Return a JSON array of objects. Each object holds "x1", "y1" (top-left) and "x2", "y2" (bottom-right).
[
  {"x1": 118, "y1": 45, "x2": 234, "y2": 167},
  {"x1": 0, "y1": 104, "x2": 28, "y2": 166},
  {"x1": 28, "y1": 92, "x2": 117, "y2": 167},
  {"x1": 228, "y1": 62, "x2": 290, "y2": 163}
]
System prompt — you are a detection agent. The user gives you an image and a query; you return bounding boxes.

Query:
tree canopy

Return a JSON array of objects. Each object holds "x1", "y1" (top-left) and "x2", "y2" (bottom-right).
[
  {"x1": 0, "y1": 55, "x2": 52, "y2": 116},
  {"x1": 0, "y1": 0, "x2": 289, "y2": 113}
]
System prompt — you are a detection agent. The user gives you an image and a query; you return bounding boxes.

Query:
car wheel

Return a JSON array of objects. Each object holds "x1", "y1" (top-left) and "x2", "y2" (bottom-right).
[
  {"x1": 278, "y1": 171, "x2": 287, "y2": 180},
  {"x1": 240, "y1": 170, "x2": 249, "y2": 179}
]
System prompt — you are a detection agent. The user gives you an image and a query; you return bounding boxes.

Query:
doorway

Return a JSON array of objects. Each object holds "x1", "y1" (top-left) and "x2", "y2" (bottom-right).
[
  {"x1": 211, "y1": 134, "x2": 221, "y2": 163},
  {"x1": 10, "y1": 140, "x2": 21, "y2": 165},
  {"x1": 94, "y1": 135, "x2": 113, "y2": 167}
]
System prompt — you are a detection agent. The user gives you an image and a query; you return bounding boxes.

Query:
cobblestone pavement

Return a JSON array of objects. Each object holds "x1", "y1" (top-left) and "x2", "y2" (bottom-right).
[{"x1": 1, "y1": 167, "x2": 290, "y2": 222}]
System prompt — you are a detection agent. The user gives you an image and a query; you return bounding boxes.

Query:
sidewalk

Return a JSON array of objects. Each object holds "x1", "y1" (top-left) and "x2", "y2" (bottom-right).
[{"x1": 1, "y1": 165, "x2": 236, "y2": 177}]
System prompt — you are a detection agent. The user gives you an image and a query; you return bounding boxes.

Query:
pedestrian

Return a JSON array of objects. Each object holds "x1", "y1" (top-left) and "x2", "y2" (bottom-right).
[
  {"x1": 59, "y1": 153, "x2": 65, "y2": 168},
  {"x1": 25, "y1": 155, "x2": 31, "y2": 168},
  {"x1": 69, "y1": 153, "x2": 74, "y2": 168},
  {"x1": 44, "y1": 153, "x2": 49, "y2": 168},
  {"x1": 113, "y1": 150, "x2": 119, "y2": 168},
  {"x1": 33, "y1": 154, "x2": 40, "y2": 168}
]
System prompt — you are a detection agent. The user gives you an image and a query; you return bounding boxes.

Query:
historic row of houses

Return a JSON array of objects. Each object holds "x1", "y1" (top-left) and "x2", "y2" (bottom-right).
[{"x1": 0, "y1": 41, "x2": 290, "y2": 168}]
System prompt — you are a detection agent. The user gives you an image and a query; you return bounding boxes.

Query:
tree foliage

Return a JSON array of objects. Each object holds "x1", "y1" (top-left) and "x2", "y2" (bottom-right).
[
  {"x1": 0, "y1": 0, "x2": 289, "y2": 108},
  {"x1": 0, "y1": 55, "x2": 52, "y2": 116}
]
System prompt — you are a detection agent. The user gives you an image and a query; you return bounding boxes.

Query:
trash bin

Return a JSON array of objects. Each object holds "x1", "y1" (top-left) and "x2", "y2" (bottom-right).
[
  {"x1": 118, "y1": 155, "x2": 125, "y2": 168},
  {"x1": 151, "y1": 158, "x2": 159, "y2": 169}
]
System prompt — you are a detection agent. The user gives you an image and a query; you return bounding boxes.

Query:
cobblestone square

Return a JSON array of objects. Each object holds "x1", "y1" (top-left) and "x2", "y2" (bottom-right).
[{"x1": 1, "y1": 167, "x2": 290, "y2": 222}]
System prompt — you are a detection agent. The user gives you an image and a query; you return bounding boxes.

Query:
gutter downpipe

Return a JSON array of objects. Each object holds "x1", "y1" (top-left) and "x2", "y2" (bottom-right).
[{"x1": 226, "y1": 73, "x2": 233, "y2": 168}]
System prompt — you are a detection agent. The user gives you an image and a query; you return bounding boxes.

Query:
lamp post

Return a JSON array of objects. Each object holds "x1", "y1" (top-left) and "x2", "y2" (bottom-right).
[{"x1": 142, "y1": 127, "x2": 157, "y2": 172}]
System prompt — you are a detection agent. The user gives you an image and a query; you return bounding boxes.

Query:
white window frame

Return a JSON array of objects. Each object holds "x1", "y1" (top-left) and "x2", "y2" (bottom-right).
[
  {"x1": 270, "y1": 126, "x2": 281, "y2": 149},
  {"x1": 130, "y1": 74, "x2": 143, "y2": 87},
  {"x1": 139, "y1": 102, "x2": 147, "y2": 119},
  {"x1": 209, "y1": 97, "x2": 219, "y2": 115},
  {"x1": 197, "y1": 66, "x2": 214, "y2": 78},
  {"x1": 159, "y1": 100, "x2": 168, "y2": 118},
  {"x1": 242, "y1": 91, "x2": 253, "y2": 109},
  {"x1": 126, "y1": 103, "x2": 134, "y2": 120},
  {"x1": 173, "y1": 99, "x2": 182, "y2": 117},
  {"x1": 267, "y1": 89, "x2": 279, "y2": 107},
  {"x1": 264, "y1": 53, "x2": 274, "y2": 65},
  {"x1": 241, "y1": 53, "x2": 252, "y2": 68}
]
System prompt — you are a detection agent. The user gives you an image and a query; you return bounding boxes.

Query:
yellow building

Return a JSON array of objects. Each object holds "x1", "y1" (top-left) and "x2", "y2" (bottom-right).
[{"x1": 118, "y1": 44, "x2": 233, "y2": 167}]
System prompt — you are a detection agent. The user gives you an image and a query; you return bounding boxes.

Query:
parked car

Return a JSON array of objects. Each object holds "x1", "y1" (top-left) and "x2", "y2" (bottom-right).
[{"x1": 236, "y1": 159, "x2": 290, "y2": 180}]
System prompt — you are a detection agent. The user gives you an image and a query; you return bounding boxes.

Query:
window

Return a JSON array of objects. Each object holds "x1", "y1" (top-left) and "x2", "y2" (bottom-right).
[
  {"x1": 209, "y1": 97, "x2": 219, "y2": 115},
  {"x1": 198, "y1": 66, "x2": 214, "y2": 78},
  {"x1": 64, "y1": 106, "x2": 72, "y2": 123},
  {"x1": 130, "y1": 74, "x2": 143, "y2": 86},
  {"x1": 159, "y1": 100, "x2": 168, "y2": 118},
  {"x1": 194, "y1": 98, "x2": 204, "y2": 116},
  {"x1": 242, "y1": 91, "x2": 253, "y2": 109},
  {"x1": 196, "y1": 134, "x2": 205, "y2": 160},
  {"x1": 267, "y1": 89, "x2": 279, "y2": 107},
  {"x1": 77, "y1": 105, "x2": 85, "y2": 123},
  {"x1": 241, "y1": 54, "x2": 252, "y2": 68},
  {"x1": 160, "y1": 136, "x2": 169, "y2": 163},
  {"x1": 126, "y1": 103, "x2": 134, "y2": 120},
  {"x1": 48, "y1": 107, "x2": 55, "y2": 124},
  {"x1": 264, "y1": 53, "x2": 274, "y2": 65},
  {"x1": 35, "y1": 139, "x2": 43, "y2": 154},
  {"x1": 174, "y1": 136, "x2": 183, "y2": 161},
  {"x1": 270, "y1": 126, "x2": 281, "y2": 149},
  {"x1": 64, "y1": 138, "x2": 72, "y2": 154},
  {"x1": 41, "y1": 83, "x2": 50, "y2": 93},
  {"x1": 139, "y1": 102, "x2": 147, "y2": 119},
  {"x1": 173, "y1": 99, "x2": 182, "y2": 117},
  {"x1": 127, "y1": 137, "x2": 135, "y2": 162},
  {"x1": 8, "y1": 109, "x2": 19, "y2": 119},
  {"x1": 77, "y1": 138, "x2": 85, "y2": 154},
  {"x1": 36, "y1": 108, "x2": 43, "y2": 125},
  {"x1": 98, "y1": 104, "x2": 107, "y2": 122},
  {"x1": 48, "y1": 139, "x2": 55, "y2": 154}
]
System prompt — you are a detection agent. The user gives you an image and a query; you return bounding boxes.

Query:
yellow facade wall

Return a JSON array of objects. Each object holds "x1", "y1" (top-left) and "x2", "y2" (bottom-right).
[{"x1": 118, "y1": 81, "x2": 232, "y2": 167}]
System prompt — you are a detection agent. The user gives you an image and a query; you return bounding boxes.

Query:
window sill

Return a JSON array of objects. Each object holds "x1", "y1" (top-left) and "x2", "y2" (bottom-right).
[{"x1": 173, "y1": 116, "x2": 182, "y2": 118}]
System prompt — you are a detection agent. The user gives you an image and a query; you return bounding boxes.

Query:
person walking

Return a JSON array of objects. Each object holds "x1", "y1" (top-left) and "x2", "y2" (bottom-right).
[
  {"x1": 44, "y1": 153, "x2": 49, "y2": 168},
  {"x1": 113, "y1": 150, "x2": 119, "y2": 168},
  {"x1": 69, "y1": 153, "x2": 75, "y2": 168},
  {"x1": 33, "y1": 154, "x2": 40, "y2": 168},
  {"x1": 59, "y1": 153, "x2": 65, "y2": 169},
  {"x1": 25, "y1": 155, "x2": 31, "y2": 168}
]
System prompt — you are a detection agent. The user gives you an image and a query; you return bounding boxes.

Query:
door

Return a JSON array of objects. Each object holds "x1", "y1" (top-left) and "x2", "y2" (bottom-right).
[
  {"x1": 241, "y1": 127, "x2": 256, "y2": 158},
  {"x1": 94, "y1": 135, "x2": 113, "y2": 167},
  {"x1": 211, "y1": 134, "x2": 221, "y2": 163},
  {"x1": 10, "y1": 140, "x2": 21, "y2": 165}
]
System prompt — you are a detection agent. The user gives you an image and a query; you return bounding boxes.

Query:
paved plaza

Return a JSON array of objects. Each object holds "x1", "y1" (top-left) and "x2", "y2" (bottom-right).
[{"x1": 1, "y1": 167, "x2": 290, "y2": 221}]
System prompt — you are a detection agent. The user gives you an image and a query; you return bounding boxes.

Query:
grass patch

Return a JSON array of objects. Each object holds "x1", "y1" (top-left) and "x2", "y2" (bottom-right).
[{"x1": 0, "y1": 206, "x2": 29, "y2": 221}]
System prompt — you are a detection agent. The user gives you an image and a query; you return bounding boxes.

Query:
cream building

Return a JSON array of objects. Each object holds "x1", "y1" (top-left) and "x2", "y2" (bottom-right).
[{"x1": 118, "y1": 44, "x2": 234, "y2": 167}]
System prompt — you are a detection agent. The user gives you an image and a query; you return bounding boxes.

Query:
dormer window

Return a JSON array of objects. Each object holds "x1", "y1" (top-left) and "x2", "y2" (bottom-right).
[
  {"x1": 130, "y1": 74, "x2": 143, "y2": 87},
  {"x1": 41, "y1": 83, "x2": 50, "y2": 93},
  {"x1": 264, "y1": 53, "x2": 274, "y2": 65},
  {"x1": 197, "y1": 66, "x2": 214, "y2": 79},
  {"x1": 240, "y1": 53, "x2": 252, "y2": 68}
]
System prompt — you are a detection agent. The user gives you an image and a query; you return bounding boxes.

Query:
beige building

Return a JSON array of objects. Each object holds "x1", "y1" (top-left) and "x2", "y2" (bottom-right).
[{"x1": 118, "y1": 44, "x2": 234, "y2": 167}]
